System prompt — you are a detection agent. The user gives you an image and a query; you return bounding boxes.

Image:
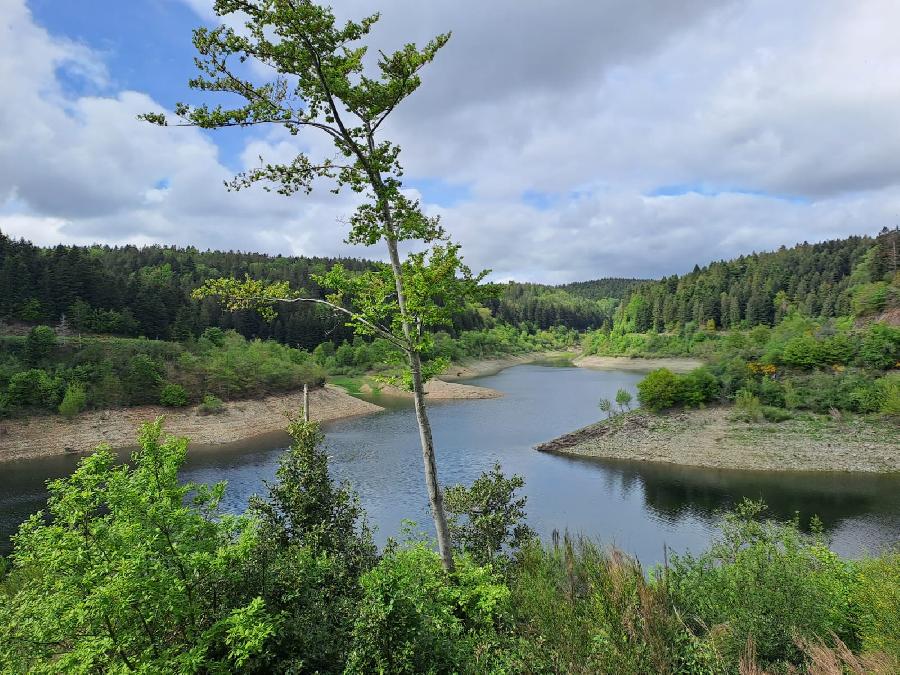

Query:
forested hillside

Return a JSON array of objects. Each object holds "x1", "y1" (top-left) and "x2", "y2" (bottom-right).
[
  {"x1": 613, "y1": 228, "x2": 898, "y2": 333},
  {"x1": 0, "y1": 232, "x2": 632, "y2": 343}
]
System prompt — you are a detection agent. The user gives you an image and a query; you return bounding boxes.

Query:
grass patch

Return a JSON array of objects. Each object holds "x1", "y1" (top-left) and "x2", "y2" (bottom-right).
[{"x1": 327, "y1": 374, "x2": 365, "y2": 395}]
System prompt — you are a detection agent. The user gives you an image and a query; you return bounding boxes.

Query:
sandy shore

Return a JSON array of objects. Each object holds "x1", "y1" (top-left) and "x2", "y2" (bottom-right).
[
  {"x1": 536, "y1": 407, "x2": 900, "y2": 473},
  {"x1": 574, "y1": 355, "x2": 703, "y2": 373},
  {"x1": 0, "y1": 385, "x2": 382, "y2": 461},
  {"x1": 370, "y1": 378, "x2": 503, "y2": 400},
  {"x1": 441, "y1": 352, "x2": 574, "y2": 380}
]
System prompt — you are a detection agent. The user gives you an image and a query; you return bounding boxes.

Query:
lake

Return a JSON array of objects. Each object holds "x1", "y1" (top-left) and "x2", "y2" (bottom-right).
[{"x1": 2, "y1": 364, "x2": 898, "y2": 562}]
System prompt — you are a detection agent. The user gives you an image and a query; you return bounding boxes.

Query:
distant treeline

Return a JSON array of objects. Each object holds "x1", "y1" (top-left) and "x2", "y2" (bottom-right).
[
  {"x1": 613, "y1": 228, "x2": 899, "y2": 333},
  {"x1": 0, "y1": 233, "x2": 634, "y2": 344}
]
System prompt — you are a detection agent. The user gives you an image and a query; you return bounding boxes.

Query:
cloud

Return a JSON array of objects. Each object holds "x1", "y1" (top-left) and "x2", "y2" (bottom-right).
[{"x1": 1, "y1": 0, "x2": 899, "y2": 281}]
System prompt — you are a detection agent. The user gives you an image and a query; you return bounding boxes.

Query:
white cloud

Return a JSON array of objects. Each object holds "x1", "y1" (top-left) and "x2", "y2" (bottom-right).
[{"x1": 2, "y1": 0, "x2": 899, "y2": 281}]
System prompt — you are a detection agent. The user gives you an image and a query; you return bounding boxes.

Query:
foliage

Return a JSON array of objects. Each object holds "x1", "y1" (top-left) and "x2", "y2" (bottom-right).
[
  {"x1": 508, "y1": 536, "x2": 724, "y2": 673},
  {"x1": 159, "y1": 382, "x2": 189, "y2": 407},
  {"x1": 245, "y1": 417, "x2": 377, "y2": 671},
  {"x1": 637, "y1": 368, "x2": 682, "y2": 411},
  {"x1": 598, "y1": 397, "x2": 613, "y2": 419},
  {"x1": 23, "y1": 325, "x2": 56, "y2": 364},
  {"x1": 733, "y1": 389, "x2": 763, "y2": 422},
  {"x1": 2, "y1": 422, "x2": 897, "y2": 673},
  {"x1": 615, "y1": 387, "x2": 633, "y2": 411},
  {"x1": 637, "y1": 367, "x2": 720, "y2": 411},
  {"x1": 58, "y1": 382, "x2": 86, "y2": 419},
  {"x1": 0, "y1": 419, "x2": 276, "y2": 672},
  {"x1": 198, "y1": 394, "x2": 224, "y2": 415},
  {"x1": 851, "y1": 551, "x2": 900, "y2": 657},
  {"x1": 345, "y1": 541, "x2": 509, "y2": 674},
  {"x1": 667, "y1": 500, "x2": 857, "y2": 668},
  {"x1": 444, "y1": 464, "x2": 535, "y2": 566}
]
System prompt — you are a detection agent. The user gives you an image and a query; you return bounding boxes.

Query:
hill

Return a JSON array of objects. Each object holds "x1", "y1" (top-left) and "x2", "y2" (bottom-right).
[{"x1": 612, "y1": 228, "x2": 898, "y2": 333}]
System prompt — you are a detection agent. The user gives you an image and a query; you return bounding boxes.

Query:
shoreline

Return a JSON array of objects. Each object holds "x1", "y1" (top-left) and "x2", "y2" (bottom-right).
[
  {"x1": 1, "y1": 353, "x2": 704, "y2": 463},
  {"x1": 0, "y1": 385, "x2": 382, "y2": 462},
  {"x1": 535, "y1": 407, "x2": 900, "y2": 473},
  {"x1": 574, "y1": 355, "x2": 703, "y2": 373}
]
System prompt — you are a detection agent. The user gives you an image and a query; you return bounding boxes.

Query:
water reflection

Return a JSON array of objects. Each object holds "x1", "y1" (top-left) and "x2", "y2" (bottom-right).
[{"x1": 2, "y1": 364, "x2": 898, "y2": 563}]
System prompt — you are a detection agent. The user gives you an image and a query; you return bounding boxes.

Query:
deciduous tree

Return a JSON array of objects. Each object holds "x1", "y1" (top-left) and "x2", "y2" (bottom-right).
[{"x1": 142, "y1": 0, "x2": 489, "y2": 570}]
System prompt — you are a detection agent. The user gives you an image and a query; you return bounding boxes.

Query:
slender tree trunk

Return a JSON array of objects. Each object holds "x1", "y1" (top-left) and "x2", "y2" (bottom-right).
[
  {"x1": 382, "y1": 234, "x2": 455, "y2": 572},
  {"x1": 303, "y1": 383, "x2": 309, "y2": 422}
]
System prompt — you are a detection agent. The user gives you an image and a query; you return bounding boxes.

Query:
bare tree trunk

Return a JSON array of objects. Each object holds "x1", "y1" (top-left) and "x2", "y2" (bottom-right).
[
  {"x1": 407, "y1": 349, "x2": 455, "y2": 572},
  {"x1": 383, "y1": 234, "x2": 455, "y2": 573},
  {"x1": 303, "y1": 383, "x2": 309, "y2": 422}
]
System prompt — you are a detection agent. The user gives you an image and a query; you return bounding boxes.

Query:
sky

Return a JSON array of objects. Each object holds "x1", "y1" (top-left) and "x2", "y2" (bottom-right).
[{"x1": 1, "y1": 0, "x2": 899, "y2": 283}]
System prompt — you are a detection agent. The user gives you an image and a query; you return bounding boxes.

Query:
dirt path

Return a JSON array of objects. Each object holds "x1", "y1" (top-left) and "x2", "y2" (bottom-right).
[
  {"x1": 536, "y1": 407, "x2": 900, "y2": 473},
  {"x1": 0, "y1": 385, "x2": 382, "y2": 461}
]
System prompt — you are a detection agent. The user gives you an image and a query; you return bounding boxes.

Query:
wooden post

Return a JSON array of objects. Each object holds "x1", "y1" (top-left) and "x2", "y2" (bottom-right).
[{"x1": 303, "y1": 383, "x2": 309, "y2": 422}]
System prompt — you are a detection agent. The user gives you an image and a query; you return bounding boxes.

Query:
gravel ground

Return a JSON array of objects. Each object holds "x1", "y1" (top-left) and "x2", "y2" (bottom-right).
[{"x1": 536, "y1": 406, "x2": 900, "y2": 473}]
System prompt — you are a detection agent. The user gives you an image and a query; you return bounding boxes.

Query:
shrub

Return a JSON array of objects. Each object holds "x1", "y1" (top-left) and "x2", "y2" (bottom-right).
[
  {"x1": 637, "y1": 368, "x2": 680, "y2": 411},
  {"x1": 6, "y1": 369, "x2": 58, "y2": 409},
  {"x1": 733, "y1": 388, "x2": 763, "y2": 422},
  {"x1": 668, "y1": 500, "x2": 856, "y2": 669},
  {"x1": 24, "y1": 325, "x2": 56, "y2": 364},
  {"x1": 198, "y1": 394, "x2": 225, "y2": 415},
  {"x1": 614, "y1": 388, "x2": 633, "y2": 411},
  {"x1": 859, "y1": 323, "x2": 900, "y2": 370},
  {"x1": 678, "y1": 367, "x2": 719, "y2": 407},
  {"x1": 878, "y1": 374, "x2": 900, "y2": 417},
  {"x1": 58, "y1": 382, "x2": 87, "y2": 419},
  {"x1": 444, "y1": 464, "x2": 534, "y2": 566},
  {"x1": 124, "y1": 354, "x2": 163, "y2": 404},
  {"x1": 345, "y1": 543, "x2": 508, "y2": 674},
  {"x1": 159, "y1": 383, "x2": 189, "y2": 407},
  {"x1": 780, "y1": 334, "x2": 822, "y2": 369},
  {"x1": 851, "y1": 551, "x2": 900, "y2": 656},
  {"x1": 761, "y1": 405, "x2": 792, "y2": 422}
]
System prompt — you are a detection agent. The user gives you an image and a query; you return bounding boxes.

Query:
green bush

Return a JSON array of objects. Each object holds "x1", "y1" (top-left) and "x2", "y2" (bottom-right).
[
  {"x1": 159, "y1": 383, "x2": 189, "y2": 407},
  {"x1": 859, "y1": 323, "x2": 900, "y2": 370},
  {"x1": 6, "y1": 369, "x2": 58, "y2": 408},
  {"x1": 637, "y1": 368, "x2": 680, "y2": 411},
  {"x1": 668, "y1": 500, "x2": 856, "y2": 668},
  {"x1": 58, "y1": 382, "x2": 86, "y2": 419},
  {"x1": 198, "y1": 394, "x2": 225, "y2": 415},
  {"x1": 678, "y1": 367, "x2": 719, "y2": 407},
  {"x1": 345, "y1": 543, "x2": 508, "y2": 674},
  {"x1": 761, "y1": 405, "x2": 792, "y2": 422},
  {"x1": 124, "y1": 354, "x2": 163, "y2": 404},
  {"x1": 733, "y1": 388, "x2": 763, "y2": 422},
  {"x1": 780, "y1": 334, "x2": 822, "y2": 369},
  {"x1": 23, "y1": 325, "x2": 56, "y2": 364},
  {"x1": 878, "y1": 374, "x2": 900, "y2": 417},
  {"x1": 851, "y1": 551, "x2": 900, "y2": 656}
]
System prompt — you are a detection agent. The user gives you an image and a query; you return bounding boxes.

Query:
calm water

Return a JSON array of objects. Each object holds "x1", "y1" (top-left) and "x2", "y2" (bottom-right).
[{"x1": 2, "y1": 365, "x2": 898, "y2": 562}]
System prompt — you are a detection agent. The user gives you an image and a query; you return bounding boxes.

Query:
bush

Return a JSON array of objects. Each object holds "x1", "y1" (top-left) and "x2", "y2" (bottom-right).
[
  {"x1": 851, "y1": 551, "x2": 900, "y2": 656},
  {"x1": 24, "y1": 325, "x2": 56, "y2": 364},
  {"x1": 345, "y1": 543, "x2": 508, "y2": 674},
  {"x1": 159, "y1": 383, "x2": 188, "y2": 407},
  {"x1": 780, "y1": 334, "x2": 822, "y2": 369},
  {"x1": 733, "y1": 388, "x2": 763, "y2": 422},
  {"x1": 637, "y1": 368, "x2": 680, "y2": 411},
  {"x1": 124, "y1": 354, "x2": 163, "y2": 404},
  {"x1": 859, "y1": 323, "x2": 900, "y2": 370},
  {"x1": 6, "y1": 369, "x2": 58, "y2": 409},
  {"x1": 198, "y1": 394, "x2": 225, "y2": 415},
  {"x1": 444, "y1": 464, "x2": 534, "y2": 566},
  {"x1": 668, "y1": 500, "x2": 856, "y2": 668},
  {"x1": 879, "y1": 377, "x2": 900, "y2": 418},
  {"x1": 58, "y1": 382, "x2": 87, "y2": 419},
  {"x1": 678, "y1": 367, "x2": 719, "y2": 407},
  {"x1": 761, "y1": 405, "x2": 792, "y2": 422}
]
